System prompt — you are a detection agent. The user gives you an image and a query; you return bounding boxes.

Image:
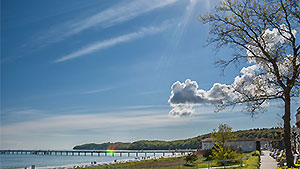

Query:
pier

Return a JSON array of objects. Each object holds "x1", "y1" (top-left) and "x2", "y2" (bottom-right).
[{"x1": 0, "y1": 149, "x2": 196, "y2": 157}]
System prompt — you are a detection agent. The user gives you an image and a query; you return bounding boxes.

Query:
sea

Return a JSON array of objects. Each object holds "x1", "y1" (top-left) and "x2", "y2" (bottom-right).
[{"x1": 0, "y1": 152, "x2": 170, "y2": 169}]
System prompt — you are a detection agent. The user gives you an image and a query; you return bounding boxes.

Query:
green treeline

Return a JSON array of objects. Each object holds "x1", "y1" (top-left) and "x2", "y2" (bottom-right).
[
  {"x1": 73, "y1": 127, "x2": 282, "y2": 150},
  {"x1": 73, "y1": 134, "x2": 210, "y2": 150},
  {"x1": 235, "y1": 128, "x2": 282, "y2": 139}
]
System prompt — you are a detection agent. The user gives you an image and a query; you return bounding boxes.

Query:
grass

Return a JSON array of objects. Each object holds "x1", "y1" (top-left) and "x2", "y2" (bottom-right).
[
  {"x1": 81, "y1": 151, "x2": 260, "y2": 169},
  {"x1": 228, "y1": 151, "x2": 261, "y2": 169},
  {"x1": 82, "y1": 156, "x2": 190, "y2": 169},
  {"x1": 82, "y1": 156, "x2": 202, "y2": 169}
]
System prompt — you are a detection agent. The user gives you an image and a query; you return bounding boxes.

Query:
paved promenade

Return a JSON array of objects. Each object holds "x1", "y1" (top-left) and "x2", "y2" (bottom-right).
[{"x1": 260, "y1": 150, "x2": 277, "y2": 169}]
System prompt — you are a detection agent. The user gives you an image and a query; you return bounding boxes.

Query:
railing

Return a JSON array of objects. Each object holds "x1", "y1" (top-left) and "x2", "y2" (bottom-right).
[{"x1": 0, "y1": 149, "x2": 196, "y2": 157}]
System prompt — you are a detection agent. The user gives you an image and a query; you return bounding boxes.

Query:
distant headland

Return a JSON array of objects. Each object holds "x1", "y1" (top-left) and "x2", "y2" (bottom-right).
[{"x1": 73, "y1": 127, "x2": 282, "y2": 150}]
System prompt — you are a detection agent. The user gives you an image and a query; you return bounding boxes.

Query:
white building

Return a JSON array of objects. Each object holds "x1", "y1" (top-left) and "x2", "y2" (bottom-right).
[
  {"x1": 202, "y1": 138, "x2": 215, "y2": 150},
  {"x1": 202, "y1": 138, "x2": 257, "y2": 152}
]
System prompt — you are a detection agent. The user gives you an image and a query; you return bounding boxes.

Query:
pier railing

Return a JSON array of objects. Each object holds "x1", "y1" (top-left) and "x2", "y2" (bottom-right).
[{"x1": 0, "y1": 149, "x2": 196, "y2": 157}]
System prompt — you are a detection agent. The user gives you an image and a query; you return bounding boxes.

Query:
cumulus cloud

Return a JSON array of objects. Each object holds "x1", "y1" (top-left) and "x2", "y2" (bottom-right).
[
  {"x1": 247, "y1": 24, "x2": 297, "y2": 63},
  {"x1": 168, "y1": 64, "x2": 283, "y2": 117},
  {"x1": 168, "y1": 25, "x2": 296, "y2": 117},
  {"x1": 168, "y1": 79, "x2": 233, "y2": 117},
  {"x1": 168, "y1": 79, "x2": 229, "y2": 105},
  {"x1": 169, "y1": 104, "x2": 194, "y2": 117}
]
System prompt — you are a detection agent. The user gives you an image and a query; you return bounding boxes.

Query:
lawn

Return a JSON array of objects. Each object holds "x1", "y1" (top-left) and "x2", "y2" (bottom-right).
[{"x1": 81, "y1": 151, "x2": 260, "y2": 169}]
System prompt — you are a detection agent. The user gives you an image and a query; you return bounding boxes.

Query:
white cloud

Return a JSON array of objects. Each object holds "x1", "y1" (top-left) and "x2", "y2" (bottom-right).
[
  {"x1": 168, "y1": 79, "x2": 230, "y2": 105},
  {"x1": 247, "y1": 24, "x2": 297, "y2": 63},
  {"x1": 67, "y1": 0, "x2": 178, "y2": 35},
  {"x1": 125, "y1": 105, "x2": 168, "y2": 110},
  {"x1": 169, "y1": 104, "x2": 194, "y2": 117},
  {"x1": 81, "y1": 87, "x2": 115, "y2": 94},
  {"x1": 1, "y1": 106, "x2": 256, "y2": 149},
  {"x1": 168, "y1": 79, "x2": 231, "y2": 117},
  {"x1": 168, "y1": 25, "x2": 297, "y2": 117},
  {"x1": 54, "y1": 24, "x2": 169, "y2": 62},
  {"x1": 0, "y1": 110, "x2": 191, "y2": 138},
  {"x1": 36, "y1": 0, "x2": 178, "y2": 46},
  {"x1": 168, "y1": 64, "x2": 278, "y2": 116}
]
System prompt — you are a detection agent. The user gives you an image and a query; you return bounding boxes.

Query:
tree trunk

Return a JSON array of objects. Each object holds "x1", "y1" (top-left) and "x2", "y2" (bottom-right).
[{"x1": 283, "y1": 91, "x2": 294, "y2": 167}]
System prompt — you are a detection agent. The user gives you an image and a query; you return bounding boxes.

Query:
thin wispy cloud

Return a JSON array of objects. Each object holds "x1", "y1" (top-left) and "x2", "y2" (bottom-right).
[
  {"x1": 67, "y1": 0, "x2": 178, "y2": 35},
  {"x1": 81, "y1": 87, "x2": 115, "y2": 95},
  {"x1": 0, "y1": 107, "x2": 249, "y2": 138},
  {"x1": 54, "y1": 24, "x2": 170, "y2": 62},
  {"x1": 0, "y1": 108, "x2": 50, "y2": 125},
  {"x1": 0, "y1": 110, "x2": 191, "y2": 136},
  {"x1": 35, "y1": 0, "x2": 178, "y2": 47},
  {"x1": 125, "y1": 105, "x2": 169, "y2": 110},
  {"x1": 0, "y1": 108, "x2": 191, "y2": 149},
  {"x1": 0, "y1": 105, "x2": 271, "y2": 149}
]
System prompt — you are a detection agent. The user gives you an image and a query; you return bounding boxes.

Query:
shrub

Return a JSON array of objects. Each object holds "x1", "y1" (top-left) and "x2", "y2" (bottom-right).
[
  {"x1": 243, "y1": 151, "x2": 261, "y2": 169},
  {"x1": 203, "y1": 149, "x2": 213, "y2": 161},
  {"x1": 212, "y1": 144, "x2": 239, "y2": 161},
  {"x1": 185, "y1": 153, "x2": 198, "y2": 164}
]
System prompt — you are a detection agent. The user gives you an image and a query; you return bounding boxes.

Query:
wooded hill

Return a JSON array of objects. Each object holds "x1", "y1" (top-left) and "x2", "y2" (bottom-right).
[{"x1": 73, "y1": 128, "x2": 282, "y2": 150}]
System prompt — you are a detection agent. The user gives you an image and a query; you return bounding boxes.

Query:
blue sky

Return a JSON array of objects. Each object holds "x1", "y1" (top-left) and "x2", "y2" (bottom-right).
[{"x1": 1, "y1": 0, "x2": 299, "y2": 150}]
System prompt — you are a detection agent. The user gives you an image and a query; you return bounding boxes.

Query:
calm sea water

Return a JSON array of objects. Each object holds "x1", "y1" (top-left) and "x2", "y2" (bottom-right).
[{"x1": 0, "y1": 152, "x2": 168, "y2": 169}]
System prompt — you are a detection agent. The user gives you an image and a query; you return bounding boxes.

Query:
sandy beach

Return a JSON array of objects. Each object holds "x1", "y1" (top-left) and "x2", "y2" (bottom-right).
[{"x1": 43, "y1": 154, "x2": 186, "y2": 169}]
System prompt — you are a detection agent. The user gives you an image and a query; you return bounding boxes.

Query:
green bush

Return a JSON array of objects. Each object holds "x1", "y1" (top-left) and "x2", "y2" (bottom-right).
[
  {"x1": 185, "y1": 153, "x2": 198, "y2": 164},
  {"x1": 203, "y1": 149, "x2": 213, "y2": 161},
  {"x1": 253, "y1": 150, "x2": 261, "y2": 156},
  {"x1": 212, "y1": 144, "x2": 239, "y2": 161},
  {"x1": 243, "y1": 151, "x2": 260, "y2": 169}
]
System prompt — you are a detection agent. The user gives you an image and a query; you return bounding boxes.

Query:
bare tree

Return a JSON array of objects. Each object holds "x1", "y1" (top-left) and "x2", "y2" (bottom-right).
[{"x1": 199, "y1": 0, "x2": 299, "y2": 167}]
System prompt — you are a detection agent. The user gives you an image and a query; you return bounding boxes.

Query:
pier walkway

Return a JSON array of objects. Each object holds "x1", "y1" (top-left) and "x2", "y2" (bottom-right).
[{"x1": 0, "y1": 149, "x2": 196, "y2": 157}]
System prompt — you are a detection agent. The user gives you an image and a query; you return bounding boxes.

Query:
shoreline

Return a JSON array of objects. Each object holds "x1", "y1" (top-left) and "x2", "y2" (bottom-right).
[
  {"x1": 44, "y1": 154, "x2": 185, "y2": 169},
  {"x1": 14, "y1": 154, "x2": 185, "y2": 169}
]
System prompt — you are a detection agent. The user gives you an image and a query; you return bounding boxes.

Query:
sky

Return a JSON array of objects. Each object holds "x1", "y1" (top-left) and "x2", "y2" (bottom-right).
[{"x1": 1, "y1": 0, "x2": 299, "y2": 150}]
